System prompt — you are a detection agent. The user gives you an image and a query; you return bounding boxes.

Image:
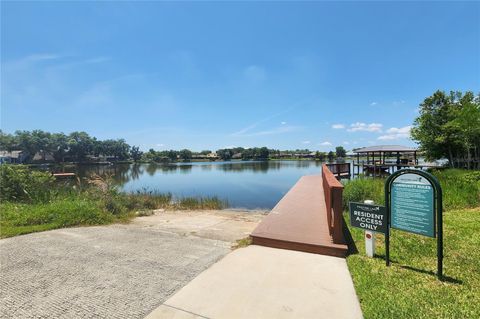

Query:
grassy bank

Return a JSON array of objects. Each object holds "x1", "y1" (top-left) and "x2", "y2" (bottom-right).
[
  {"x1": 0, "y1": 194, "x2": 227, "y2": 238},
  {"x1": 342, "y1": 169, "x2": 480, "y2": 318},
  {"x1": 343, "y1": 169, "x2": 480, "y2": 210},
  {"x1": 0, "y1": 165, "x2": 227, "y2": 238},
  {"x1": 346, "y1": 208, "x2": 480, "y2": 318}
]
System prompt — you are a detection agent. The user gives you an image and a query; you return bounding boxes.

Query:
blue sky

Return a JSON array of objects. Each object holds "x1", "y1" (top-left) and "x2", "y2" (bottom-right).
[{"x1": 1, "y1": 1, "x2": 479, "y2": 151}]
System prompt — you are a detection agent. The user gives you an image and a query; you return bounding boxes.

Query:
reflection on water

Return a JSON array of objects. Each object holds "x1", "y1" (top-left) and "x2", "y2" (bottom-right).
[{"x1": 73, "y1": 160, "x2": 338, "y2": 209}]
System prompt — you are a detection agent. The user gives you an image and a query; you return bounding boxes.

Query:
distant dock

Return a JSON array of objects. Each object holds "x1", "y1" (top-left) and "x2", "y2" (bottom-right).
[
  {"x1": 52, "y1": 172, "x2": 76, "y2": 178},
  {"x1": 353, "y1": 145, "x2": 442, "y2": 177}
]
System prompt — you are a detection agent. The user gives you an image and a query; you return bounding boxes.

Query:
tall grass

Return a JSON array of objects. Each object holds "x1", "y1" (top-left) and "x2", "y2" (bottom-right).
[
  {"x1": 430, "y1": 169, "x2": 480, "y2": 210},
  {"x1": 342, "y1": 176, "x2": 385, "y2": 210},
  {"x1": 0, "y1": 165, "x2": 228, "y2": 238},
  {"x1": 0, "y1": 199, "x2": 115, "y2": 238},
  {"x1": 343, "y1": 169, "x2": 480, "y2": 211},
  {"x1": 173, "y1": 196, "x2": 228, "y2": 210}
]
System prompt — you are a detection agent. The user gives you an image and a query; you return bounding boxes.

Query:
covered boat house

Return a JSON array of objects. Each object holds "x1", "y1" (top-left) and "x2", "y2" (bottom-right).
[{"x1": 353, "y1": 145, "x2": 422, "y2": 176}]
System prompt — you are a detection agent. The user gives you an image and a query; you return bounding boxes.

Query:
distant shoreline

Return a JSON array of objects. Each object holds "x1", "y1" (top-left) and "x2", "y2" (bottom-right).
[{"x1": 26, "y1": 157, "x2": 357, "y2": 167}]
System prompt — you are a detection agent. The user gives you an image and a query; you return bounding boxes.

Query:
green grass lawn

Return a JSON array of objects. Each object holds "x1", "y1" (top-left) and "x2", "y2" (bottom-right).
[
  {"x1": 0, "y1": 193, "x2": 228, "y2": 238},
  {"x1": 346, "y1": 208, "x2": 480, "y2": 318}
]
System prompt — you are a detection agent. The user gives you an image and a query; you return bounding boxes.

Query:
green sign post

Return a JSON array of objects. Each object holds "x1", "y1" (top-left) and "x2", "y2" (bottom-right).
[
  {"x1": 349, "y1": 202, "x2": 387, "y2": 234},
  {"x1": 385, "y1": 169, "x2": 443, "y2": 279}
]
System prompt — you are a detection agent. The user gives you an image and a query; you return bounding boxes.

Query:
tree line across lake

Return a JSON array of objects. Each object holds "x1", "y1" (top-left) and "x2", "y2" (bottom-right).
[
  {"x1": 1, "y1": 90, "x2": 478, "y2": 168},
  {"x1": 0, "y1": 130, "x2": 347, "y2": 164}
]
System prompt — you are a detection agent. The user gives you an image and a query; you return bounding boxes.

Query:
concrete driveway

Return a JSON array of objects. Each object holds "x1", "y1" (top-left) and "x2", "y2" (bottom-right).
[{"x1": 0, "y1": 210, "x2": 264, "y2": 319}]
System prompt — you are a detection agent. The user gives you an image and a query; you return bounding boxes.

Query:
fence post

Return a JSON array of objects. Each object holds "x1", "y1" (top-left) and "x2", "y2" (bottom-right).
[{"x1": 364, "y1": 199, "x2": 375, "y2": 257}]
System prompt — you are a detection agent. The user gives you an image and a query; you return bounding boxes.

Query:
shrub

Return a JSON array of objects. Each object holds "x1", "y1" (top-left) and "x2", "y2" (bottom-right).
[
  {"x1": 342, "y1": 169, "x2": 480, "y2": 211},
  {"x1": 342, "y1": 177, "x2": 385, "y2": 210},
  {"x1": 430, "y1": 169, "x2": 480, "y2": 209},
  {"x1": 0, "y1": 165, "x2": 55, "y2": 203},
  {"x1": 1, "y1": 199, "x2": 112, "y2": 228}
]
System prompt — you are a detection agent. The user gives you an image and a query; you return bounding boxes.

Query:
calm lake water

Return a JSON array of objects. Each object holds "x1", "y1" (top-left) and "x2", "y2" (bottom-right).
[{"x1": 72, "y1": 160, "x2": 350, "y2": 209}]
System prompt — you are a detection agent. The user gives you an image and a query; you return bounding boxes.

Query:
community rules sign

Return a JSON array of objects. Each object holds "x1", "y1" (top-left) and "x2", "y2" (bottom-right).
[
  {"x1": 349, "y1": 202, "x2": 387, "y2": 233},
  {"x1": 391, "y1": 174, "x2": 435, "y2": 237}
]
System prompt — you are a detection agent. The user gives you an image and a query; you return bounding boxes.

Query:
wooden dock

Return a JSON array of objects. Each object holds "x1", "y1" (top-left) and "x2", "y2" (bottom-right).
[
  {"x1": 52, "y1": 173, "x2": 76, "y2": 178},
  {"x1": 251, "y1": 168, "x2": 348, "y2": 258},
  {"x1": 354, "y1": 163, "x2": 443, "y2": 176},
  {"x1": 326, "y1": 162, "x2": 351, "y2": 179}
]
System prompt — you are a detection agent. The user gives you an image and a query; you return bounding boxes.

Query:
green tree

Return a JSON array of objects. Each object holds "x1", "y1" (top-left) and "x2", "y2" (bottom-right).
[
  {"x1": 327, "y1": 151, "x2": 335, "y2": 162},
  {"x1": 335, "y1": 146, "x2": 347, "y2": 158},
  {"x1": 14, "y1": 130, "x2": 55, "y2": 161},
  {"x1": 257, "y1": 147, "x2": 269, "y2": 159},
  {"x1": 67, "y1": 131, "x2": 94, "y2": 162},
  {"x1": 179, "y1": 149, "x2": 192, "y2": 161},
  {"x1": 130, "y1": 146, "x2": 143, "y2": 162},
  {"x1": 216, "y1": 149, "x2": 233, "y2": 160},
  {"x1": 51, "y1": 133, "x2": 69, "y2": 162},
  {"x1": 411, "y1": 90, "x2": 480, "y2": 169},
  {"x1": 166, "y1": 150, "x2": 178, "y2": 161},
  {"x1": 315, "y1": 151, "x2": 326, "y2": 161},
  {"x1": 143, "y1": 149, "x2": 162, "y2": 162},
  {"x1": 0, "y1": 131, "x2": 17, "y2": 151},
  {"x1": 112, "y1": 139, "x2": 130, "y2": 160},
  {"x1": 242, "y1": 148, "x2": 254, "y2": 160}
]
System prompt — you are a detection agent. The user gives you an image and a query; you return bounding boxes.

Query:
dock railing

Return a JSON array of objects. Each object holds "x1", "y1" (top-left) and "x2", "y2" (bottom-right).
[
  {"x1": 326, "y1": 163, "x2": 351, "y2": 178},
  {"x1": 322, "y1": 164, "x2": 345, "y2": 244}
]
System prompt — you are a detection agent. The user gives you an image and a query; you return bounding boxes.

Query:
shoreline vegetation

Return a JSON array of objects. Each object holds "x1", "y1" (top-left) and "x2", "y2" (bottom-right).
[
  {"x1": 0, "y1": 129, "x2": 348, "y2": 165},
  {"x1": 342, "y1": 169, "x2": 480, "y2": 318},
  {"x1": 0, "y1": 165, "x2": 227, "y2": 238}
]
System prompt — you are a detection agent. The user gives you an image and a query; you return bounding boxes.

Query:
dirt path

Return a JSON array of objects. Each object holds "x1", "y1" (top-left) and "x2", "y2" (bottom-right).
[{"x1": 0, "y1": 210, "x2": 265, "y2": 319}]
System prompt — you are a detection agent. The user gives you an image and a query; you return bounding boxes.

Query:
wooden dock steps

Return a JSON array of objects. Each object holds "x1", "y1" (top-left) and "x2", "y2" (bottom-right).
[{"x1": 250, "y1": 174, "x2": 348, "y2": 258}]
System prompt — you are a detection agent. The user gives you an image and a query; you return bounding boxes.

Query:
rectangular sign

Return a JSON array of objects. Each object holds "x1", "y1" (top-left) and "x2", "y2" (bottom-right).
[
  {"x1": 349, "y1": 202, "x2": 387, "y2": 233},
  {"x1": 391, "y1": 178, "x2": 435, "y2": 237}
]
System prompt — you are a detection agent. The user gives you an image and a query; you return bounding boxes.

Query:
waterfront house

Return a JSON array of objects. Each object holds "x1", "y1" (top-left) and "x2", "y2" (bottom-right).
[
  {"x1": 0, "y1": 150, "x2": 29, "y2": 164},
  {"x1": 32, "y1": 151, "x2": 55, "y2": 163}
]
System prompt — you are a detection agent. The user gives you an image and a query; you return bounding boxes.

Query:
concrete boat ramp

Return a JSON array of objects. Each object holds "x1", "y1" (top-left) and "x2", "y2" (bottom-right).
[
  {"x1": 147, "y1": 246, "x2": 361, "y2": 319},
  {"x1": 148, "y1": 166, "x2": 362, "y2": 319},
  {"x1": 0, "y1": 166, "x2": 362, "y2": 318}
]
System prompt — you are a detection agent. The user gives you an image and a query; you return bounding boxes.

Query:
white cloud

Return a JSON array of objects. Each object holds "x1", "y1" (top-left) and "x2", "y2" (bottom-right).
[
  {"x1": 378, "y1": 125, "x2": 412, "y2": 140},
  {"x1": 84, "y1": 56, "x2": 111, "y2": 64},
  {"x1": 370, "y1": 102, "x2": 377, "y2": 106},
  {"x1": 230, "y1": 107, "x2": 296, "y2": 137},
  {"x1": 319, "y1": 141, "x2": 332, "y2": 146},
  {"x1": 301, "y1": 141, "x2": 311, "y2": 144},
  {"x1": 233, "y1": 125, "x2": 301, "y2": 137},
  {"x1": 244, "y1": 65, "x2": 266, "y2": 83},
  {"x1": 25, "y1": 53, "x2": 62, "y2": 62},
  {"x1": 156, "y1": 143, "x2": 164, "y2": 147},
  {"x1": 343, "y1": 141, "x2": 350, "y2": 145},
  {"x1": 347, "y1": 122, "x2": 383, "y2": 132},
  {"x1": 332, "y1": 124, "x2": 345, "y2": 129}
]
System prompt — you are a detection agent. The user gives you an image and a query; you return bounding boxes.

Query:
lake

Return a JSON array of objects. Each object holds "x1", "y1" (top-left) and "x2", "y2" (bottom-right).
[{"x1": 72, "y1": 160, "x2": 351, "y2": 209}]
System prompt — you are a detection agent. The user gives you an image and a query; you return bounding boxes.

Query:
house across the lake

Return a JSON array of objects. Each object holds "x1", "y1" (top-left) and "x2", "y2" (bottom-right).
[
  {"x1": 192, "y1": 152, "x2": 219, "y2": 161},
  {"x1": 0, "y1": 150, "x2": 29, "y2": 164},
  {"x1": 32, "y1": 151, "x2": 55, "y2": 163}
]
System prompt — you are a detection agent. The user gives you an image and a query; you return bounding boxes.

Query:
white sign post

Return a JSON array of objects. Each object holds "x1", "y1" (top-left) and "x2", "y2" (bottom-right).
[{"x1": 364, "y1": 200, "x2": 375, "y2": 257}]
